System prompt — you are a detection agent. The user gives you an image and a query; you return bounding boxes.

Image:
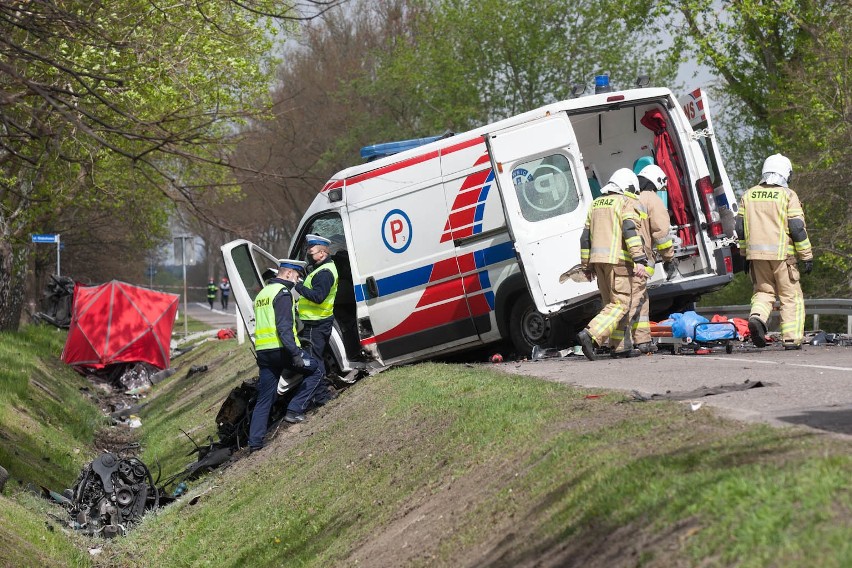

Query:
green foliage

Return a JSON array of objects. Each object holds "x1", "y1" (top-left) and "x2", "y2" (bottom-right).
[
  {"x1": 0, "y1": 0, "x2": 286, "y2": 330},
  {"x1": 648, "y1": 0, "x2": 852, "y2": 296},
  {"x1": 372, "y1": 0, "x2": 680, "y2": 133}
]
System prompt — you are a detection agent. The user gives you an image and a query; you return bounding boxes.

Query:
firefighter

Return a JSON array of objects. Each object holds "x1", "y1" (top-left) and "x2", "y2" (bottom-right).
[
  {"x1": 576, "y1": 168, "x2": 650, "y2": 360},
  {"x1": 206, "y1": 278, "x2": 217, "y2": 309},
  {"x1": 629, "y1": 164, "x2": 677, "y2": 353},
  {"x1": 736, "y1": 154, "x2": 813, "y2": 349},
  {"x1": 250, "y1": 259, "x2": 322, "y2": 451},
  {"x1": 295, "y1": 234, "x2": 339, "y2": 406}
]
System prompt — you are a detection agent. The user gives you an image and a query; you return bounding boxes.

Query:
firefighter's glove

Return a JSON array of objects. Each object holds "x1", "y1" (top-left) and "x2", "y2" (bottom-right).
[
  {"x1": 583, "y1": 269, "x2": 594, "y2": 282},
  {"x1": 663, "y1": 259, "x2": 678, "y2": 281},
  {"x1": 801, "y1": 259, "x2": 813, "y2": 275}
]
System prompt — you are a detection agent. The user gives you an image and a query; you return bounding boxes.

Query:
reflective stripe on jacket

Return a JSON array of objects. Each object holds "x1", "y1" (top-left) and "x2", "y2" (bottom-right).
[{"x1": 638, "y1": 190, "x2": 674, "y2": 262}]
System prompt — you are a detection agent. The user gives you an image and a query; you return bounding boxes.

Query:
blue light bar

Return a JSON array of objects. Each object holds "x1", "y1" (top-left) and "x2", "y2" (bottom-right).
[
  {"x1": 360, "y1": 135, "x2": 444, "y2": 162},
  {"x1": 594, "y1": 74, "x2": 612, "y2": 94}
]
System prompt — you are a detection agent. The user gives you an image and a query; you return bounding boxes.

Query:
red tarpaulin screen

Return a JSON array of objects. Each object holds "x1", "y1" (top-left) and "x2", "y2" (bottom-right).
[{"x1": 61, "y1": 280, "x2": 179, "y2": 370}]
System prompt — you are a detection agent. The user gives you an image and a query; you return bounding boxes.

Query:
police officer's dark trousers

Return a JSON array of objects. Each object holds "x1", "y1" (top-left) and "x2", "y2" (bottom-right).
[
  {"x1": 250, "y1": 349, "x2": 317, "y2": 448},
  {"x1": 300, "y1": 318, "x2": 335, "y2": 404}
]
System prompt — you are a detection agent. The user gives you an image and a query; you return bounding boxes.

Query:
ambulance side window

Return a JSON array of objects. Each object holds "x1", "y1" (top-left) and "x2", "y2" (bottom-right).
[{"x1": 511, "y1": 154, "x2": 580, "y2": 222}]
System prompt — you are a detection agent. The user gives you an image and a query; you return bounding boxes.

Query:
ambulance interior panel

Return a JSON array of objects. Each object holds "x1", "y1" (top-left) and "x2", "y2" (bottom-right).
[{"x1": 568, "y1": 102, "x2": 707, "y2": 268}]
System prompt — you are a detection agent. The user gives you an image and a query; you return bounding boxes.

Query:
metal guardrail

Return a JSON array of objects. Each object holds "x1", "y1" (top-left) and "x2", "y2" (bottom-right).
[{"x1": 696, "y1": 298, "x2": 852, "y2": 335}]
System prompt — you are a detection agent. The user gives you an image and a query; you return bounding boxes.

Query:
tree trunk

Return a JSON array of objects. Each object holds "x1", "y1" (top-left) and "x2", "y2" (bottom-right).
[{"x1": 0, "y1": 238, "x2": 28, "y2": 331}]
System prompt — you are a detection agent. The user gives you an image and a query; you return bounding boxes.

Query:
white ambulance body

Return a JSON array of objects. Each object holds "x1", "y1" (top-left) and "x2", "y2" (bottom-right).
[{"x1": 223, "y1": 85, "x2": 737, "y2": 372}]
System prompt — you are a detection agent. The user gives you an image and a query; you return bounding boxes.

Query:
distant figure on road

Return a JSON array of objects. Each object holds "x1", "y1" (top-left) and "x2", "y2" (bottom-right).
[
  {"x1": 206, "y1": 278, "x2": 217, "y2": 310},
  {"x1": 220, "y1": 278, "x2": 231, "y2": 310},
  {"x1": 736, "y1": 154, "x2": 813, "y2": 350}
]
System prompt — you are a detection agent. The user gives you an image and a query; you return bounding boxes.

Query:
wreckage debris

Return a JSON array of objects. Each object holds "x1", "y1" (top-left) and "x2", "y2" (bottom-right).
[
  {"x1": 627, "y1": 379, "x2": 776, "y2": 402},
  {"x1": 33, "y1": 274, "x2": 74, "y2": 328},
  {"x1": 59, "y1": 451, "x2": 173, "y2": 537}
]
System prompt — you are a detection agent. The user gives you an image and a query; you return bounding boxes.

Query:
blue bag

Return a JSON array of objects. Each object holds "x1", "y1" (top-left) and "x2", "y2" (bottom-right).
[{"x1": 670, "y1": 311, "x2": 709, "y2": 339}]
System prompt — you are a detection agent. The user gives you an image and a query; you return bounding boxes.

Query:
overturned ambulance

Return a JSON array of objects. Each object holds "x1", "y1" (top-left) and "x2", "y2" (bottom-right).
[{"x1": 223, "y1": 79, "x2": 737, "y2": 374}]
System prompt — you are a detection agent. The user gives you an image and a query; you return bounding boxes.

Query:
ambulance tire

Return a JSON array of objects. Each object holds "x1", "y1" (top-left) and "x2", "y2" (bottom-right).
[{"x1": 508, "y1": 294, "x2": 565, "y2": 357}]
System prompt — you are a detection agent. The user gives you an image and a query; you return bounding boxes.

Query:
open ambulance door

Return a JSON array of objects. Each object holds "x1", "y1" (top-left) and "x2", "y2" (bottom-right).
[
  {"x1": 486, "y1": 113, "x2": 598, "y2": 314},
  {"x1": 678, "y1": 88, "x2": 738, "y2": 238},
  {"x1": 220, "y1": 239, "x2": 279, "y2": 342}
]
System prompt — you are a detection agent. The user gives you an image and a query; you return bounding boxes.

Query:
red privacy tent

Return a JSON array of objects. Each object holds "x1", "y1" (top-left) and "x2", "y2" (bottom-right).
[{"x1": 61, "y1": 280, "x2": 179, "y2": 370}]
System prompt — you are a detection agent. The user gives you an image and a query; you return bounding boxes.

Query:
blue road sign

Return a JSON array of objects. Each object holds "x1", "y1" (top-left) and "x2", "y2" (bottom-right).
[{"x1": 32, "y1": 234, "x2": 59, "y2": 243}]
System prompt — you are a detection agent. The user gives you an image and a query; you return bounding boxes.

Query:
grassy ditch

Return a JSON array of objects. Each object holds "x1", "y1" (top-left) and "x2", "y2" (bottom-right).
[
  {"x1": 93, "y1": 361, "x2": 850, "y2": 567},
  {"x1": 0, "y1": 325, "x2": 104, "y2": 489},
  {"x1": 2, "y1": 325, "x2": 850, "y2": 567}
]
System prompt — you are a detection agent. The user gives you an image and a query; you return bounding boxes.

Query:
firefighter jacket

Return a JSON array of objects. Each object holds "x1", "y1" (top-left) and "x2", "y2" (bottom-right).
[
  {"x1": 254, "y1": 279, "x2": 302, "y2": 357},
  {"x1": 638, "y1": 190, "x2": 675, "y2": 263},
  {"x1": 206, "y1": 283, "x2": 217, "y2": 300},
  {"x1": 580, "y1": 193, "x2": 647, "y2": 266},
  {"x1": 736, "y1": 184, "x2": 813, "y2": 261},
  {"x1": 296, "y1": 258, "x2": 338, "y2": 322}
]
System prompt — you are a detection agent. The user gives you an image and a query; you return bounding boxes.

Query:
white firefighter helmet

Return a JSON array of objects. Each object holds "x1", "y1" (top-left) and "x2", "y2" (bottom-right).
[
  {"x1": 602, "y1": 168, "x2": 640, "y2": 195},
  {"x1": 637, "y1": 164, "x2": 668, "y2": 191},
  {"x1": 760, "y1": 153, "x2": 792, "y2": 187}
]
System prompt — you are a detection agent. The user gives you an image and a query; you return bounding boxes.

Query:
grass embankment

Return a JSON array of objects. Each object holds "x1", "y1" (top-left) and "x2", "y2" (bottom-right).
[
  {"x1": 2, "y1": 325, "x2": 851, "y2": 567},
  {"x1": 0, "y1": 325, "x2": 103, "y2": 567},
  {"x1": 104, "y1": 361, "x2": 849, "y2": 567}
]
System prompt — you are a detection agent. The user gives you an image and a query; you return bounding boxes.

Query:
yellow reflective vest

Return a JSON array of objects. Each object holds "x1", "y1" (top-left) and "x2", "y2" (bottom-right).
[
  {"x1": 298, "y1": 262, "x2": 338, "y2": 321},
  {"x1": 254, "y1": 283, "x2": 300, "y2": 351}
]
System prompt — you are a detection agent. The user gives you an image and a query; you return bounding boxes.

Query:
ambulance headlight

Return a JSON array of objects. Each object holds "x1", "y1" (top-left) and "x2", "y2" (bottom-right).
[{"x1": 328, "y1": 188, "x2": 343, "y2": 202}]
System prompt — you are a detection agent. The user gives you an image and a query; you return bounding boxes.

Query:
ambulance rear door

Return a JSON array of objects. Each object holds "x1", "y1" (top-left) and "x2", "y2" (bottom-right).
[
  {"x1": 486, "y1": 113, "x2": 598, "y2": 314},
  {"x1": 679, "y1": 88, "x2": 738, "y2": 237}
]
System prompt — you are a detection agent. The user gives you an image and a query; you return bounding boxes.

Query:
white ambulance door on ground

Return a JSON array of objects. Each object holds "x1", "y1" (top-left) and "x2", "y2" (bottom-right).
[
  {"x1": 486, "y1": 113, "x2": 598, "y2": 314},
  {"x1": 679, "y1": 88, "x2": 738, "y2": 236},
  {"x1": 345, "y1": 152, "x2": 477, "y2": 363},
  {"x1": 220, "y1": 239, "x2": 279, "y2": 342}
]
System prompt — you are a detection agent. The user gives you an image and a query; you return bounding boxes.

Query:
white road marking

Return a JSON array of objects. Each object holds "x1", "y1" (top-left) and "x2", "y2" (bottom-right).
[{"x1": 701, "y1": 355, "x2": 852, "y2": 373}]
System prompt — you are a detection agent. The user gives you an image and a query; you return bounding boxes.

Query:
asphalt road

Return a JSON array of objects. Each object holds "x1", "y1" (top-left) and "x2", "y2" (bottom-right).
[
  {"x1": 180, "y1": 301, "x2": 851, "y2": 438},
  {"x1": 183, "y1": 301, "x2": 243, "y2": 330},
  {"x1": 492, "y1": 343, "x2": 852, "y2": 438}
]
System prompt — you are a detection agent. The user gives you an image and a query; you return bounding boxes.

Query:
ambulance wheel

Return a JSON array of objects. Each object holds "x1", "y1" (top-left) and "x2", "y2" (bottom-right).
[{"x1": 508, "y1": 295, "x2": 565, "y2": 357}]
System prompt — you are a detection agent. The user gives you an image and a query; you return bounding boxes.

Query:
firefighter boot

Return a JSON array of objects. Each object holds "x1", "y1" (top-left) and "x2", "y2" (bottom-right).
[
  {"x1": 748, "y1": 316, "x2": 767, "y2": 348},
  {"x1": 576, "y1": 330, "x2": 597, "y2": 361}
]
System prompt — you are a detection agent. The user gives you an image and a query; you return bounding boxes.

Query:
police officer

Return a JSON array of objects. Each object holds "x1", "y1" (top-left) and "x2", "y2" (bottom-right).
[
  {"x1": 295, "y1": 234, "x2": 339, "y2": 405},
  {"x1": 736, "y1": 154, "x2": 813, "y2": 350},
  {"x1": 630, "y1": 164, "x2": 677, "y2": 353},
  {"x1": 576, "y1": 169, "x2": 650, "y2": 360},
  {"x1": 249, "y1": 259, "x2": 322, "y2": 451}
]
